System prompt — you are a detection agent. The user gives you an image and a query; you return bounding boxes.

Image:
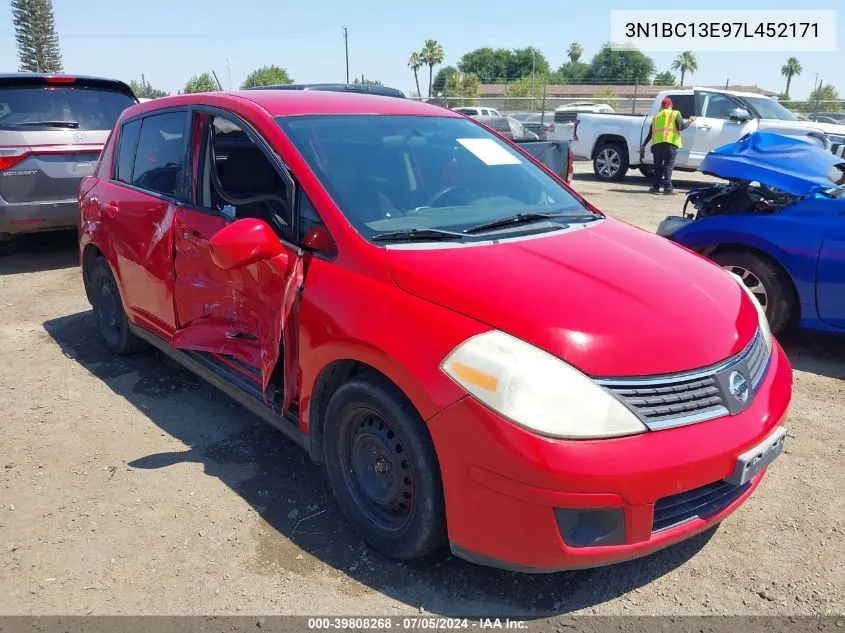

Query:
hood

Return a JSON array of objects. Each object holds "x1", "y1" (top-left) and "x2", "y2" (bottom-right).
[
  {"x1": 700, "y1": 132, "x2": 845, "y2": 197},
  {"x1": 385, "y1": 219, "x2": 759, "y2": 377}
]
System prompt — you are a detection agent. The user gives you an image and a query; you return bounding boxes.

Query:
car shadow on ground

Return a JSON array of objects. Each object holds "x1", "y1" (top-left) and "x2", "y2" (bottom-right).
[
  {"x1": 0, "y1": 231, "x2": 78, "y2": 276},
  {"x1": 44, "y1": 310, "x2": 719, "y2": 617},
  {"x1": 781, "y1": 330, "x2": 845, "y2": 380}
]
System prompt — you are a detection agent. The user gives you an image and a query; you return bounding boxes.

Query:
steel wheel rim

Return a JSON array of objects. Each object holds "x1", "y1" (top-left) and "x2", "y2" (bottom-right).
[
  {"x1": 96, "y1": 277, "x2": 123, "y2": 344},
  {"x1": 340, "y1": 409, "x2": 414, "y2": 532},
  {"x1": 723, "y1": 265, "x2": 768, "y2": 311},
  {"x1": 596, "y1": 148, "x2": 620, "y2": 178}
]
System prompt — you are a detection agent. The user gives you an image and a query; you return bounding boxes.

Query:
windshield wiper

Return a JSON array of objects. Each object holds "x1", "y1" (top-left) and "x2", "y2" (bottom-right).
[
  {"x1": 13, "y1": 120, "x2": 80, "y2": 128},
  {"x1": 372, "y1": 228, "x2": 467, "y2": 243},
  {"x1": 462, "y1": 212, "x2": 599, "y2": 235}
]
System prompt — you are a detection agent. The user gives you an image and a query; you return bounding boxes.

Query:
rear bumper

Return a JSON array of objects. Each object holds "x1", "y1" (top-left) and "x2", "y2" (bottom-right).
[
  {"x1": 427, "y1": 341, "x2": 793, "y2": 572},
  {"x1": 0, "y1": 199, "x2": 77, "y2": 235}
]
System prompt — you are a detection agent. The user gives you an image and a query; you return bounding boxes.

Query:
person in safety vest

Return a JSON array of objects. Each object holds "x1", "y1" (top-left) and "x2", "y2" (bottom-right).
[{"x1": 639, "y1": 97, "x2": 695, "y2": 194}]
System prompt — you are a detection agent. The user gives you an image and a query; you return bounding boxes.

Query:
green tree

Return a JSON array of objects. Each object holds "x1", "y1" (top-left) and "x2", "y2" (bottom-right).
[
  {"x1": 444, "y1": 72, "x2": 480, "y2": 107},
  {"x1": 11, "y1": 0, "x2": 63, "y2": 73},
  {"x1": 653, "y1": 71, "x2": 677, "y2": 87},
  {"x1": 184, "y1": 73, "x2": 219, "y2": 94},
  {"x1": 567, "y1": 42, "x2": 583, "y2": 63},
  {"x1": 507, "y1": 47, "x2": 550, "y2": 81},
  {"x1": 809, "y1": 83, "x2": 841, "y2": 110},
  {"x1": 353, "y1": 76, "x2": 383, "y2": 85},
  {"x1": 420, "y1": 39, "x2": 445, "y2": 98},
  {"x1": 505, "y1": 76, "x2": 544, "y2": 111},
  {"x1": 781, "y1": 57, "x2": 802, "y2": 97},
  {"x1": 241, "y1": 65, "x2": 293, "y2": 89},
  {"x1": 457, "y1": 47, "x2": 510, "y2": 83},
  {"x1": 432, "y1": 65, "x2": 459, "y2": 97},
  {"x1": 586, "y1": 43, "x2": 654, "y2": 83},
  {"x1": 129, "y1": 75, "x2": 168, "y2": 99},
  {"x1": 594, "y1": 86, "x2": 620, "y2": 110},
  {"x1": 408, "y1": 52, "x2": 423, "y2": 98},
  {"x1": 671, "y1": 51, "x2": 698, "y2": 86},
  {"x1": 556, "y1": 61, "x2": 589, "y2": 82}
]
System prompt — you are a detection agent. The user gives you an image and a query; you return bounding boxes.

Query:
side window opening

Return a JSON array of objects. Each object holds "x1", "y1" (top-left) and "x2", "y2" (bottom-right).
[
  {"x1": 131, "y1": 111, "x2": 187, "y2": 197},
  {"x1": 114, "y1": 119, "x2": 141, "y2": 184},
  {"x1": 198, "y1": 114, "x2": 291, "y2": 237}
]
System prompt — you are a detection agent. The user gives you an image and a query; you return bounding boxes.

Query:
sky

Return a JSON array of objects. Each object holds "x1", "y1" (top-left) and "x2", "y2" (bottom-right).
[{"x1": 0, "y1": 0, "x2": 841, "y2": 100}]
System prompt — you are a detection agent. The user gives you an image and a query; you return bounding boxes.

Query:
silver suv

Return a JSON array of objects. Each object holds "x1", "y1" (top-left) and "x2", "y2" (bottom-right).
[{"x1": 0, "y1": 74, "x2": 137, "y2": 240}]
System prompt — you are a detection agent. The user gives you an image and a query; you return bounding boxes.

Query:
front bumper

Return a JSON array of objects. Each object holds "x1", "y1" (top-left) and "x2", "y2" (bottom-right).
[
  {"x1": 427, "y1": 340, "x2": 792, "y2": 572},
  {"x1": 0, "y1": 199, "x2": 78, "y2": 235}
]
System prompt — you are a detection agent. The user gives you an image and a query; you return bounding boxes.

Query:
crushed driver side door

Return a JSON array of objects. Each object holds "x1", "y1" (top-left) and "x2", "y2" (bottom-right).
[{"x1": 169, "y1": 107, "x2": 304, "y2": 408}]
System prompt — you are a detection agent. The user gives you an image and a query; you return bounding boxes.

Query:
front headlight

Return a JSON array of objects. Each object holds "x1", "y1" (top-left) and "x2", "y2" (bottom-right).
[
  {"x1": 440, "y1": 331, "x2": 647, "y2": 439},
  {"x1": 730, "y1": 273, "x2": 773, "y2": 352}
]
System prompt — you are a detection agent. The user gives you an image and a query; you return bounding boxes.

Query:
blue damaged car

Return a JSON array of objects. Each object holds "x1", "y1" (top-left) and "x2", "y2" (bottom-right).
[{"x1": 657, "y1": 132, "x2": 845, "y2": 336}]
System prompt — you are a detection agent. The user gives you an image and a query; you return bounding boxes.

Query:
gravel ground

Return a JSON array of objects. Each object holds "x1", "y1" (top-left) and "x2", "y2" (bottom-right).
[{"x1": 0, "y1": 163, "x2": 842, "y2": 618}]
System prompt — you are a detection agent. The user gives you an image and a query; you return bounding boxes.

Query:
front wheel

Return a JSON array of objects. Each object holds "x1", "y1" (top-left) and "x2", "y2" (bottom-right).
[
  {"x1": 711, "y1": 249, "x2": 796, "y2": 337},
  {"x1": 593, "y1": 142, "x2": 629, "y2": 182},
  {"x1": 323, "y1": 375, "x2": 447, "y2": 560}
]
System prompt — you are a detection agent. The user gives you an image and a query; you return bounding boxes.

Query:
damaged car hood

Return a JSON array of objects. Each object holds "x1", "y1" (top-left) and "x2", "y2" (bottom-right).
[{"x1": 701, "y1": 132, "x2": 845, "y2": 197}]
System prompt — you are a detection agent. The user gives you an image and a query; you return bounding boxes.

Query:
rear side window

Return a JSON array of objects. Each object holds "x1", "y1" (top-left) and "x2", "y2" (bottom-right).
[
  {"x1": 131, "y1": 111, "x2": 188, "y2": 197},
  {"x1": 671, "y1": 95, "x2": 695, "y2": 118},
  {"x1": 115, "y1": 119, "x2": 141, "y2": 183},
  {"x1": 0, "y1": 86, "x2": 136, "y2": 131}
]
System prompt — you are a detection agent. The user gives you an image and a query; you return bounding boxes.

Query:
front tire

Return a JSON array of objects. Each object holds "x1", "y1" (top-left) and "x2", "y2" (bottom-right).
[
  {"x1": 89, "y1": 258, "x2": 147, "y2": 355},
  {"x1": 593, "y1": 141, "x2": 629, "y2": 182},
  {"x1": 710, "y1": 249, "x2": 796, "y2": 336},
  {"x1": 323, "y1": 375, "x2": 447, "y2": 560}
]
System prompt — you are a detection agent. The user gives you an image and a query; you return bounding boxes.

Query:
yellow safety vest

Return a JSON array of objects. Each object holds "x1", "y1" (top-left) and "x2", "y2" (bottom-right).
[{"x1": 652, "y1": 108, "x2": 682, "y2": 148}]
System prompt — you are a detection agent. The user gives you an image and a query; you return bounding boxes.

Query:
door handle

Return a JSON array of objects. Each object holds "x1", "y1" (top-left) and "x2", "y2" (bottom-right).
[{"x1": 698, "y1": 124, "x2": 712, "y2": 130}]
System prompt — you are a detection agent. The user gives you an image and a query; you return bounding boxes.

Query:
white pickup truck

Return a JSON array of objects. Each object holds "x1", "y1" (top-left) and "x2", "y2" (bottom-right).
[{"x1": 570, "y1": 88, "x2": 845, "y2": 181}]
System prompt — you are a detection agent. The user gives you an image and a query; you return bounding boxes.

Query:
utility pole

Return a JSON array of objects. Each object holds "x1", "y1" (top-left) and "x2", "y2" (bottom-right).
[
  {"x1": 343, "y1": 27, "x2": 349, "y2": 84},
  {"x1": 226, "y1": 58, "x2": 232, "y2": 90},
  {"x1": 531, "y1": 48, "x2": 536, "y2": 111}
]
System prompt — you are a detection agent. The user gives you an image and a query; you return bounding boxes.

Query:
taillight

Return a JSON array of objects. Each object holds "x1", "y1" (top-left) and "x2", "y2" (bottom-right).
[
  {"x1": 0, "y1": 147, "x2": 31, "y2": 171},
  {"x1": 44, "y1": 75, "x2": 76, "y2": 84},
  {"x1": 572, "y1": 119, "x2": 579, "y2": 141}
]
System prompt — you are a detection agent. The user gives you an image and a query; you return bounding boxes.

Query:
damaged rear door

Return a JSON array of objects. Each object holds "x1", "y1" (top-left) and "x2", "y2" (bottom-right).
[{"x1": 171, "y1": 108, "x2": 303, "y2": 407}]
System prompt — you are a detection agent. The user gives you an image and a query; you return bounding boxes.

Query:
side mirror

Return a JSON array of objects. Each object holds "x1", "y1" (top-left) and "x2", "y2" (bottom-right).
[
  {"x1": 301, "y1": 225, "x2": 337, "y2": 257},
  {"x1": 209, "y1": 218, "x2": 286, "y2": 270},
  {"x1": 729, "y1": 108, "x2": 751, "y2": 122}
]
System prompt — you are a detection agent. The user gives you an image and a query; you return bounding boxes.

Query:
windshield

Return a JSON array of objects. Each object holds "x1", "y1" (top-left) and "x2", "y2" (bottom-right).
[
  {"x1": 741, "y1": 96, "x2": 798, "y2": 121},
  {"x1": 276, "y1": 114, "x2": 590, "y2": 241},
  {"x1": 0, "y1": 86, "x2": 136, "y2": 131}
]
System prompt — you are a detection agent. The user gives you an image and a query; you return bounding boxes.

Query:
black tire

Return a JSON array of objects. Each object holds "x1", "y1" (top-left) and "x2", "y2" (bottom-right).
[
  {"x1": 323, "y1": 374, "x2": 447, "y2": 560},
  {"x1": 593, "y1": 141, "x2": 629, "y2": 182},
  {"x1": 710, "y1": 249, "x2": 796, "y2": 337},
  {"x1": 89, "y1": 258, "x2": 147, "y2": 355},
  {"x1": 639, "y1": 165, "x2": 654, "y2": 179}
]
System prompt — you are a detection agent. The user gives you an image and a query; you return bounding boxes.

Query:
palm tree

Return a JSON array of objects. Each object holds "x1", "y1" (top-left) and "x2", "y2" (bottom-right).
[
  {"x1": 420, "y1": 39, "x2": 445, "y2": 99},
  {"x1": 567, "y1": 42, "x2": 583, "y2": 64},
  {"x1": 671, "y1": 51, "x2": 698, "y2": 86},
  {"x1": 408, "y1": 52, "x2": 423, "y2": 98},
  {"x1": 781, "y1": 57, "x2": 802, "y2": 97}
]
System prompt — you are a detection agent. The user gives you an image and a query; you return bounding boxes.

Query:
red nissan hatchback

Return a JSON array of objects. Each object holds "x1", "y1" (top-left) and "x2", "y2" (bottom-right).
[{"x1": 78, "y1": 91, "x2": 793, "y2": 572}]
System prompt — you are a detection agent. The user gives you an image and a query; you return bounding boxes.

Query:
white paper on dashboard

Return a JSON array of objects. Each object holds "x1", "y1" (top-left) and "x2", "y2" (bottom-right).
[{"x1": 457, "y1": 138, "x2": 522, "y2": 166}]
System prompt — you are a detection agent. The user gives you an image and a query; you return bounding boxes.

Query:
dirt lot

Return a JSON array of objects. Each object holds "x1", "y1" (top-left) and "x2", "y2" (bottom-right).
[{"x1": 1, "y1": 164, "x2": 843, "y2": 618}]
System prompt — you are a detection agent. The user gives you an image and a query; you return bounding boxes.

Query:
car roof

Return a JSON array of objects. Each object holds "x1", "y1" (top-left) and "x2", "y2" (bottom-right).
[
  {"x1": 122, "y1": 90, "x2": 461, "y2": 118},
  {"x1": 0, "y1": 72, "x2": 135, "y2": 94}
]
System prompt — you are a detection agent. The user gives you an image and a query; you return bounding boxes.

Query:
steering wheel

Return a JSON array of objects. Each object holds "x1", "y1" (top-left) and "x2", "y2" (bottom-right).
[{"x1": 424, "y1": 185, "x2": 472, "y2": 208}]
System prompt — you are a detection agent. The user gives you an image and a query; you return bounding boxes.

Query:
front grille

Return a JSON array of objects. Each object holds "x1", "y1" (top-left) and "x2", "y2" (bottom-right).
[
  {"x1": 598, "y1": 329, "x2": 770, "y2": 430},
  {"x1": 652, "y1": 480, "x2": 750, "y2": 532},
  {"x1": 554, "y1": 111, "x2": 578, "y2": 124}
]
